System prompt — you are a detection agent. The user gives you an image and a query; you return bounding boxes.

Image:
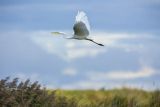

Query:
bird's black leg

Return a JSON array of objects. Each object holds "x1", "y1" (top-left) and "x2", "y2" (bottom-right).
[{"x1": 85, "y1": 38, "x2": 104, "y2": 46}]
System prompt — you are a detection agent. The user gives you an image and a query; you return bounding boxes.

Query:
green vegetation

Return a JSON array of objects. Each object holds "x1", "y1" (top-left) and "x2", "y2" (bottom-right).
[
  {"x1": 0, "y1": 77, "x2": 160, "y2": 107},
  {"x1": 55, "y1": 89, "x2": 160, "y2": 107}
]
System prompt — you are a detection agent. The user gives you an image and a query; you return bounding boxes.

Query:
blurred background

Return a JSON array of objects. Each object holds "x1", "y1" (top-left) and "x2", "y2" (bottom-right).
[{"x1": 0, "y1": 0, "x2": 160, "y2": 90}]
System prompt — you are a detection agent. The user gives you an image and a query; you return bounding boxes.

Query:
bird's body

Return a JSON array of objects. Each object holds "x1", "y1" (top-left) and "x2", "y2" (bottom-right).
[
  {"x1": 51, "y1": 11, "x2": 104, "y2": 46},
  {"x1": 73, "y1": 22, "x2": 89, "y2": 39}
]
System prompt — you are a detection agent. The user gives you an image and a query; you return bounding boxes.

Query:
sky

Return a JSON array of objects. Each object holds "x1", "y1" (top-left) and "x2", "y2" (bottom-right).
[{"x1": 0, "y1": 0, "x2": 160, "y2": 90}]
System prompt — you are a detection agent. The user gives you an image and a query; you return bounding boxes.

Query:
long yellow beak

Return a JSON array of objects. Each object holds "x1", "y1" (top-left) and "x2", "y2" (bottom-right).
[{"x1": 51, "y1": 32, "x2": 61, "y2": 35}]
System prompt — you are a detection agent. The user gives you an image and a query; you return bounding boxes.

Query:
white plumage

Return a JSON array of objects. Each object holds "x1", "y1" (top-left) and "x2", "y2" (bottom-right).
[
  {"x1": 51, "y1": 11, "x2": 104, "y2": 46},
  {"x1": 75, "y1": 11, "x2": 90, "y2": 32}
]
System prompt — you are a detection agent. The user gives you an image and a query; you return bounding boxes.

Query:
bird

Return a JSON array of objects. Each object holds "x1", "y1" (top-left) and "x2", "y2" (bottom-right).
[{"x1": 51, "y1": 11, "x2": 104, "y2": 46}]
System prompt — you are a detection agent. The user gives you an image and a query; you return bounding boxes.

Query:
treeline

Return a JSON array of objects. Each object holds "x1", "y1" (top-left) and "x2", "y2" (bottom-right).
[{"x1": 0, "y1": 77, "x2": 160, "y2": 107}]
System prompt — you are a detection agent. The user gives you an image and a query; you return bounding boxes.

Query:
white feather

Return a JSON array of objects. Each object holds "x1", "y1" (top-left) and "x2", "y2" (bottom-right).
[{"x1": 75, "y1": 11, "x2": 90, "y2": 32}]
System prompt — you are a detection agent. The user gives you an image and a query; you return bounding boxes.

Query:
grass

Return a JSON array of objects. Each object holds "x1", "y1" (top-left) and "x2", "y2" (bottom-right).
[
  {"x1": 52, "y1": 88, "x2": 160, "y2": 107},
  {"x1": 0, "y1": 77, "x2": 160, "y2": 107}
]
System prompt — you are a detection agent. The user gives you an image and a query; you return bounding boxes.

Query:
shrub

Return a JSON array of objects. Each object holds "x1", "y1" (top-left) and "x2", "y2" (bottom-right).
[{"x1": 0, "y1": 77, "x2": 56, "y2": 107}]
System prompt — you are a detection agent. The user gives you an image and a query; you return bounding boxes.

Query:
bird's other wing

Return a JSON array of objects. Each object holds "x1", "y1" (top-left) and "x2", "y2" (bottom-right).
[
  {"x1": 75, "y1": 11, "x2": 90, "y2": 32},
  {"x1": 74, "y1": 11, "x2": 90, "y2": 36}
]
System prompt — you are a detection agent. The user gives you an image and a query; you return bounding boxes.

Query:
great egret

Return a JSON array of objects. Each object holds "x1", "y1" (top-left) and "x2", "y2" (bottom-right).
[{"x1": 51, "y1": 11, "x2": 104, "y2": 46}]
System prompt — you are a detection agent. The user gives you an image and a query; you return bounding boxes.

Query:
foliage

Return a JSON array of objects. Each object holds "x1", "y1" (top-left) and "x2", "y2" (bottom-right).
[
  {"x1": 0, "y1": 77, "x2": 160, "y2": 107},
  {"x1": 0, "y1": 77, "x2": 57, "y2": 107}
]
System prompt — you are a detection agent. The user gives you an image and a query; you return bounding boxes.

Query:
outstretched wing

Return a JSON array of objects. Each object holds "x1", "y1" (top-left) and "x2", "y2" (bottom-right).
[{"x1": 73, "y1": 11, "x2": 90, "y2": 36}]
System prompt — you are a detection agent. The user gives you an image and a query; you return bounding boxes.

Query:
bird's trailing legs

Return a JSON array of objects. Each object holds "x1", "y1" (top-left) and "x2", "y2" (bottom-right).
[{"x1": 85, "y1": 38, "x2": 104, "y2": 46}]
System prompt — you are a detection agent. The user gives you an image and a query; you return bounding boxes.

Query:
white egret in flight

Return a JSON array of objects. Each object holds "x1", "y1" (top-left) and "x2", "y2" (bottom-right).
[{"x1": 51, "y1": 11, "x2": 104, "y2": 46}]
